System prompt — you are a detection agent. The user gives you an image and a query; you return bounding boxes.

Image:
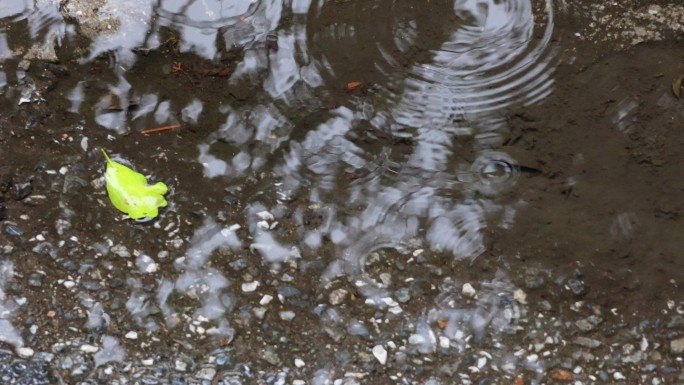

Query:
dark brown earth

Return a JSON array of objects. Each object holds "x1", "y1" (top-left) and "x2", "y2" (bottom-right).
[{"x1": 490, "y1": 41, "x2": 684, "y2": 321}]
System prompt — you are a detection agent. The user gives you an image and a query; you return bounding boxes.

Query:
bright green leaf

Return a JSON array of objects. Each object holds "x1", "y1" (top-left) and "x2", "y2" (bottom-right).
[{"x1": 101, "y1": 149, "x2": 168, "y2": 220}]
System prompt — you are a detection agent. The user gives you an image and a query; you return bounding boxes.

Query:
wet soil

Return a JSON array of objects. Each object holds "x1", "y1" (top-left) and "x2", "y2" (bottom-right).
[
  {"x1": 1, "y1": 1, "x2": 684, "y2": 384},
  {"x1": 490, "y1": 40, "x2": 684, "y2": 320}
]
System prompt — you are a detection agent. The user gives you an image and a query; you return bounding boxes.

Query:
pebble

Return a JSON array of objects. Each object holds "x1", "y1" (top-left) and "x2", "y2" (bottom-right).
[
  {"x1": 111, "y1": 244, "x2": 131, "y2": 258},
  {"x1": 549, "y1": 368, "x2": 573, "y2": 381},
  {"x1": 461, "y1": 283, "x2": 476, "y2": 298},
  {"x1": 196, "y1": 367, "x2": 217, "y2": 380},
  {"x1": 261, "y1": 348, "x2": 281, "y2": 366},
  {"x1": 241, "y1": 281, "x2": 259, "y2": 292},
  {"x1": 372, "y1": 345, "x2": 387, "y2": 365},
  {"x1": 294, "y1": 358, "x2": 305, "y2": 368},
  {"x1": 395, "y1": 288, "x2": 411, "y2": 303},
  {"x1": 27, "y1": 273, "x2": 44, "y2": 287},
  {"x1": 513, "y1": 289, "x2": 527, "y2": 304},
  {"x1": 566, "y1": 278, "x2": 586, "y2": 296},
  {"x1": 575, "y1": 315, "x2": 603, "y2": 332},
  {"x1": 572, "y1": 336, "x2": 601, "y2": 349},
  {"x1": 670, "y1": 337, "x2": 684, "y2": 354},
  {"x1": 15, "y1": 182, "x2": 33, "y2": 200},
  {"x1": 125, "y1": 331, "x2": 138, "y2": 340},
  {"x1": 175, "y1": 359, "x2": 188, "y2": 372},
  {"x1": 4, "y1": 224, "x2": 24, "y2": 237},
  {"x1": 329, "y1": 288, "x2": 348, "y2": 305},
  {"x1": 279, "y1": 311, "x2": 296, "y2": 321},
  {"x1": 259, "y1": 294, "x2": 273, "y2": 305},
  {"x1": 16, "y1": 347, "x2": 34, "y2": 358},
  {"x1": 80, "y1": 344, "x2": 99, "y2": 353}
]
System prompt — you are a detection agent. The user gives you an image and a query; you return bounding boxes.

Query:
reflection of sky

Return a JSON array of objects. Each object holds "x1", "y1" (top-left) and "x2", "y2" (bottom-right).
[
  {"x1": 52, "y1": 0, "x2": 555, "y2": 269},
  {"x1": 3, "y1": 0, "x2": 559, "y2": 365}
]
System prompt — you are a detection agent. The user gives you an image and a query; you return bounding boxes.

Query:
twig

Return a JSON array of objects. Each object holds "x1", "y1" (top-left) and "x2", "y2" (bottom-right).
[{"x1": 142, "y1": 125, "x2": 180, "y2": 135}]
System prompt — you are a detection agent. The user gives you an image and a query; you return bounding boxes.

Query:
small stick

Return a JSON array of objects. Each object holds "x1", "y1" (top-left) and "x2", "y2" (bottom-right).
[{"x1": 142, "y1": 124, "x2": 180, "y2": 135}]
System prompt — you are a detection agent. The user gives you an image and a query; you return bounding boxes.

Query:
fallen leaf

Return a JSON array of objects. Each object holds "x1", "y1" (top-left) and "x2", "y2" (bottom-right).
[
  {"x1": 102, "y1": 150, "x2": 168, "y2": 220},
  {"x1": 548, "y1": 368, "x2": 573, "y2": 382},
  {"x1": 345, "y1": 81, "x2": 364, "y2": 92},
  {"x1": 437, "y1": 319, "x2": 447, "y2": 329},
  {"x1": 672, "y1": 75, "x2": 684, "y2": 99}
]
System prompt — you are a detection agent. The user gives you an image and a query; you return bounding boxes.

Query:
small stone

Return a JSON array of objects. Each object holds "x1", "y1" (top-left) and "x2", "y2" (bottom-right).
[
  {"x1": 28, "y1": 273, "x2": 44, "y2": 287},
  {"x1": 513, "y1": 289, "x2": 527, "y2": 304},
  {"x1": 549, "y1": 368, "x2": 573, "y2": 381},
  {"x1": 572, "y1": 336, "x2": 601, "y2": 349},
  {"x1": 175, "y1": 359, "x2": 188, "y2": 372},
  {"x1": 566, "y1": 278, "x2": 586, "y2": 296},
  {"x1": 395, "y1": 288, "x2": 411, "y2": 303},
  {"x1": 15, "y1": 182, "x2": 33, "y2": 201},
  {"x1": 16, "y1": 347, "x2": 34, "y2": 358},
  {"x1": 4, "y1": 224, "x2": 23, "y2": 237},
  {"x1": 575, "y1": 315, "x2": 603, "y2": 332},
  {"x1": 63, "y1": 281, "x2": 76, "y2": 289},
  {"x1": 294, "y1": 358, "x2": 305, "y2": 368},
  {"x1": 125, "y1": 331, "x2": 138, "y2": 340},
  {"x1": 111, "y1": 244, "x2": 131, "y2": 258},
  {"x1": 279, "y1": 311, "x2": 295, "y2": 321},
  {"x1": 372, "y1": 345, "x2": 387, "y2": 365},
  {"x1": 262, "y1": 348, "x2": 281, "y2": 366},
  {"x1": 613, "y1": 372, "x2": 626, "y2": 380},
  {"x1": 461, "y1": 283, "x2": 476, "y2": 298},
  {"x1": 259, "y1": 294, "x2": 273, "y2": 305},
  {"x1": 241, "y1": 281, "x2": 259, "y2": 292},
  {"x1": 80, "y1": 344, "x2": 99, "y2": 353},
  {"x1": 196, "y1": 367, "x2": 217, "y2": 380},
  {"x1": 670, "y1": 337, "x2": 684, "y2": 354},
  {"x1": 329, "y1": 288, "x2": 348, "y2": 305}
]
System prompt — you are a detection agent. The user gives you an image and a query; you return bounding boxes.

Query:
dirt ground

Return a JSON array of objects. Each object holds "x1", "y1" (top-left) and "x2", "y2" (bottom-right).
[
  {"x1": 1, "y1": 1, "x2": 684, "y2": 384},
  {"x1": 489, "y1": 41, "x2": 684, "y2": 320}
]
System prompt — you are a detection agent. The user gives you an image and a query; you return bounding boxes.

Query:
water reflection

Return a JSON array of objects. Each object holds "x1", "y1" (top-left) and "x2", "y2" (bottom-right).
[
  {"x1": 1, "y1": 0, "x2": 564, "y2": 376},
  {"x1": 54, "y1": 0, "x2": 558, "y2": 293}
]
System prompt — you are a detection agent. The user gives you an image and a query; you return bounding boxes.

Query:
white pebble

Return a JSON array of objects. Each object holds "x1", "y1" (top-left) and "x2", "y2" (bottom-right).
[
  {"x1": 81, "y1": 137, "x2": 88, "y2": 152},
  {"x1": 613, "y1": 372, "x2": 626, "y2": 380},
  {"x1": 279, "y1": 311, "x2": 296, "y2": 321},
  {"x1": 260, "y1": 294, "x2": 274, "y2": 305},
  {"x1": 294, "y1": 358, "x2": 306, "y2": 368},
  {"x1": 80, "y1": 344, "x2": 99, "y2": 353},
  {"x1": 241, "y1": 281, "x2": 259, "y2": 292},
  {"x1": 63, "y1": 281, "x2": 75, "y2": 289},
  {"x1": 256, "y1": 211, "x2": 274, "y2": 221},
  {"x1": 462, "y1": 283, "x2": 476, "y2": 298},
  {"x1": 513, "y1": 289, "x2": 527, "y2": 304},
  {"x1": 329, "y1": 289, "x2": 348, "y2": 305},
  {"x1": 439, "y1": 336, "x2": 451, "y2": 349},
  {"x1": 142, "y1": 358, "x2": 154, "y2": 366},
  {"x1": 372, "y1": 345, "x2": 388, "y2": 365},
  {"x1": 257, "y1": 220, "x2": 270, "y2": 230},
  {"x1": 16, "y1": 347, "x2": 34, "y2": 358},
  {"x1": 125, "y1": 331, "x2": 138, "y2": 340}
]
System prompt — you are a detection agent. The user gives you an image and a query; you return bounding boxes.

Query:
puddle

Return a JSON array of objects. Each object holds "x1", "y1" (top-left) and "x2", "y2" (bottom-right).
[{"x1": 1, "y1": 0, "x2": 684, "y2": 384}]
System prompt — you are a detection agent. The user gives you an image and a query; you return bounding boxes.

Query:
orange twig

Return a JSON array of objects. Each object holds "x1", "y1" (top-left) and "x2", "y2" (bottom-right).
[{"x1": 142, "y1": 124, "x2": 180, "y2": 135}]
